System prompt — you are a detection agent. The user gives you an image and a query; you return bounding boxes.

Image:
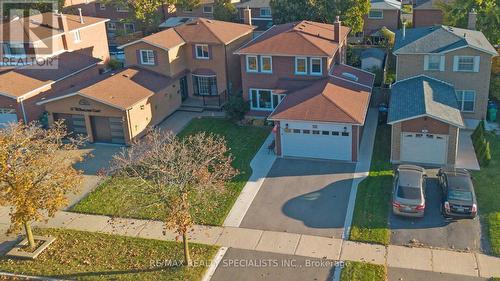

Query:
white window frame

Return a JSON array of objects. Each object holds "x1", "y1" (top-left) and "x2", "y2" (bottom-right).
[
  {"x1": 246, "y1": 55, "x2": 258, "y2": 72},
  {"x1": 368, "y1": 9, "x2": 383, "y2": 19},
  {"x1": 260, "y1": 7, "x2": 272, "y2": 17},
  {"x1": 453, "y1": 56, "x2": 478, "y2": 72},
  {"x1": 456, "y1": 90, "x2": 476, "y2": 112},
  {"x1": 424, "y1": 54, "x2": 444, "y2": 71},
  {"x1": 249, "y1": 89, "x2": 284, "y2": 110},
  {"x1": 73, "y1": 30, "x2": 81, "y2": 43},
  {"x1": 310, "y1": 57, "x2": 322, "y2": 75},
  {"x1": 295, "y1": 57, "x2": 307, "y2": 75},
  {"x1": 195, "y1": 44, "x2": 210, "y2": 59},
  {"x1": 107, "y1": 22, "x2": 117, "y2": 30},
  {"x1": 140, "y1": 49, "x2": 155, "y2": 65},
  {"x1": 99, "y1": 3, "x2": 106, "y2": 10},
  {"x1": 124, "y1": 23, "x2": 135, "y2": 33},
  {"x1": 203, "y1": 5, "x2": 213, "y2": 13},
  {"x1": 260, "y1": 56, "x2": 272, "y2": 73},
  {"x1": 116, "y1": 5, "x2": 129, "y2": 12}
]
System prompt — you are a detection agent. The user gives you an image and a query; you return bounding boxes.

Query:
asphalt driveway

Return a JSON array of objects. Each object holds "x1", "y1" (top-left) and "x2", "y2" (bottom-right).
[
  {"x1": 389, "y1": 169, "x2": 482, "y2": 251},
  {"x1": 211, "y1": 248, "x2": 337, "y2": 281},
  {"x1": 388, "y1": 267, "x2": 487, "y2": 281},
  {"x1": 240, "y1": 158, "x2": 355, "y2": 238}
]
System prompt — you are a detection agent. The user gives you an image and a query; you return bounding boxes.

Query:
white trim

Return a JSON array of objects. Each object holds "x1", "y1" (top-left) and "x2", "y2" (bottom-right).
[
  {"x1": 423, "y1": 54, "x2": 444, "y2": 71},
  {"x1": 394, "y1": 45, "x2": 498, "y2": 57},
  {"x1": 72, "y1": 30, "x2": 81, "y2": 43},
  {"x1": 455, "y1": 90, "x2": 476, "y2": 113},
  {"x1": 139, "y1": 49, "x2": 155, "y2": 65},
  {"x1": 246, "y1": 55, "x2": 258, "y2": 72},
  {"x1": 259, "y1": 7, "x2": 272, "y2": 17},
  {"x1": 294, "y1": 56, "x2": 307, "y2": 75},
  {"x1": 249, "y1": 88, "x2": 283, "y2": 110},
  {"x1": 37, "y1": 91, "x2": 151, "y2": 111},
  {"x1": 368, "y1": 9, "x2": 384, "y2": 19},
  {"x1": 309, "y1": 57, "x2": 322, "y2": 75},
  {"x1": 453, "y1": 55, "x2": 478, "y2": 72},
  {"x1": 393, "y1": 74, "x2": 454, "y2": 87},
  {"x1": 387, "y1": 113, "x2": 465, "y2": 128},
  {"x1": 118, "y1": 38, "x2": 185, "y2": 51},
  {"x1": 26, "y1": 19, "x2": 109, "y2": 45},
  {"x1": 195, "y1": 44, "x2": 210, "y2": 59},
  {"x1": 260, "y1": 55, "x2": 272, "y2": 73}
]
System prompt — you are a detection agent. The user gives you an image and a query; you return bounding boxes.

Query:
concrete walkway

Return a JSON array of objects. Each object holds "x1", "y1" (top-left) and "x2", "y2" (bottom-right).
[
  {"x1": 456, "y1": 130, "x2": 481, "y2": 170},
  {"x1": 0, "y1": 207, "x2": 496, "y2": 278}
]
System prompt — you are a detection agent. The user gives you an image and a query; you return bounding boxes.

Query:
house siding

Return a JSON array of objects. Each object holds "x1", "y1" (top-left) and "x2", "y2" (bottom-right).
[
  {"x1": 413, "y1": 9, "x2": 443, "y2": 27},
  {"x1": 363, "y1": 9, "x2": 400, "y2": 35}
]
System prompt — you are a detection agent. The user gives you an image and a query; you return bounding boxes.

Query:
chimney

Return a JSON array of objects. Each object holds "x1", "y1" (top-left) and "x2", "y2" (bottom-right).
[
  {"x1": 467, "y1": 9, "x2": 477, "y2": 30},
  {"x1": 333, "y1": 16, "x2": 341, "y2": 43},
  {"x1": 57, "y1": 12, "x2": 69, "y2": 32},
  {"x1": 243, "y1": 6, "x2": 252, "y2": 26},
  {"x1": 78, "y1": 8, "x2": 84, "y2": 24}
]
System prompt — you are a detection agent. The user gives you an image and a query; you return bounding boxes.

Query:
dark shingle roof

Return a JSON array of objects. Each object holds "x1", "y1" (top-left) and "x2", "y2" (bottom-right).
[
  {"x1": 387, "y1": 75, "x2": 464, "y2": 127},
  {"x1": 393, "y1": 25, "x2": 497, "y2": 56}
]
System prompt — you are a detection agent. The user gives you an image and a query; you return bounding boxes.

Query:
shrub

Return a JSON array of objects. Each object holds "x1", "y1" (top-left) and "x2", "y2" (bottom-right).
[
  {"x1": 224, "y1": 95, "x2": 249, "y2": 121},
  {"x1": 483, "y1": 141, "x2": 492, "y2": 166},
  {"x1": 108, "y1": 59, "x2": 123, "y2": 70}
]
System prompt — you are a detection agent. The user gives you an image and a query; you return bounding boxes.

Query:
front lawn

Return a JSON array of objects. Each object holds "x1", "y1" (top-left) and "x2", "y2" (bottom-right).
[
  {"x1": 472, "y1": 132, "x2": 500, "y2": 256},
  {"x1": 0, "y1": 228, "x2": 218, "y2": 280},
  {"x1": 350, "y1": 124, "x2": 393, "y2": 245},
  {"x1": 340, "y1": 261, "x2": 386, "y2": 281},
  {"x1": 72, "y1": 118, "x2": 271, "y2": 225}
]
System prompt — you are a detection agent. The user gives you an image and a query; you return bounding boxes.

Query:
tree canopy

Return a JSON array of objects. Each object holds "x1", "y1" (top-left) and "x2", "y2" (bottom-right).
[
  {"x1": 439, "y1": 0, "x2": 499, "y2": 45},
  {"x1": 213, "y1": 0, "x2": 239, "y2": 22},
  {"x1": 270, "y1": 0, "x2": 370, "y2": 33}
]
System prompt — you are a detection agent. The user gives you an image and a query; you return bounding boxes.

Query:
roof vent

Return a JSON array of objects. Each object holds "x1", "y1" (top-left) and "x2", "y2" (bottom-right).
[
  {"x1": 122, "y1": 74, "x2": 130, "y2": 78},
  {"x1": 341, "y1": 72, "x2": 359, "y2": 82}
]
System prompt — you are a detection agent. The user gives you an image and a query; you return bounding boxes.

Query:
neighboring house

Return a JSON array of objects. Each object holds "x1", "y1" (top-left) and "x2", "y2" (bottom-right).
[
  {"x1": 236, "y1": 19, "x2": 376, "y2": 161},
  {"x1": 171, "y1": 0, "x2": 217, "y2": 19},
  {"x1": 361, "y1": 48, "x2": 386, "y2": 71},
  {"x1": 0, "y1": 12, "x2": 110, "y2": 68},
  {"x1": 362, "y1": 0, "x2": 401, "y2": 41},
  {"x1": 0, "y1": 52, "x2": 102, "y2": 126},
  {"x1": 120, "y1": 18, "x2": 255, "y2": 109},
  {"x1": 38, "y1": 66, "x2": 180, "y2": 144},
  {"x1": 412, "y1": 0, "x2": 452, "y2": 27},
  {"x1": 236, "y1": 0, "x2": 273, "y2": 35},
  {"x1": 388, "y1": 25, "x2": 498, "y2": 166}
]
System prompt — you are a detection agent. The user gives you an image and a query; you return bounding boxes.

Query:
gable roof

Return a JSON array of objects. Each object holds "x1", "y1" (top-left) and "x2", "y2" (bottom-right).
[
  {"x1": 370, "y1": 0, "x2": 401, "y2": 10},
  {"x1": 174, "y1": 18, "x2": 255, "y2": 44},
  {"x1": 269, "y1": 65, "x2": 374, "y2": 124},
  {"x1": 235, "y1": 0, "x2": 271, "y2": 9},
  {"x1": 387, "y1": 75, "x2": 465, "y2": 127},
  {"x1": 0, "y1": 52, "x2": 101, "y2": 100},
  {"x1": 393, "y1": 25, "x2": 497, "y2": 56},
  {"x1": 38, "y1": 66, "x2": 175, "y2": 110},
  {"x1": 236, "y1": 21, "x2": 350, "y2": 57},
  {"x1": 1, "y1": 12, "x2": 108, "y2": 43}
]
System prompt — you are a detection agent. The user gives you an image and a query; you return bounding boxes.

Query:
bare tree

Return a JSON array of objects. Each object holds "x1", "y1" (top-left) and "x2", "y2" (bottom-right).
[
  {"x1": 0, "y1": 121, "x2": 84, "y2": 249},
  {"x1": 111, "y1": 130, "x2": 236, "y2": 265}
]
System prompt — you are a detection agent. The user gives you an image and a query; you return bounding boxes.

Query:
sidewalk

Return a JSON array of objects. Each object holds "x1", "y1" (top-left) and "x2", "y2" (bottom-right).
[{"x1": 1, "y1": 207, "x2": 498, "y2": 278}]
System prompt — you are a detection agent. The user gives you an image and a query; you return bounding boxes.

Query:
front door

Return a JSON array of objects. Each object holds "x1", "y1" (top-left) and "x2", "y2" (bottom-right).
[{"x1": 180, "y1": 76, "x2": 188, "y2": 101}]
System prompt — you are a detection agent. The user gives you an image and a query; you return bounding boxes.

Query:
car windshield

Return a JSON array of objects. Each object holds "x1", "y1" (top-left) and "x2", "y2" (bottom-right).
[
  {"x1": 397, "y1": 186, "x2": 421, "y2": 200},
  {"x1": 448, "y1": 190, "x2": 473, "y2": 201}
]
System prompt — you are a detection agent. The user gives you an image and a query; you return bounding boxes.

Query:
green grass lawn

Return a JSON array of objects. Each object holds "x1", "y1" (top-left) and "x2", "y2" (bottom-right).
[
  {"x1": 472, "y1": 132, "x2": 500, "y2": 256},
  {"x1": 340, "y1": 261, "x2": 386, "y2": 281},
  {"x1": 72, "y1": 118, "x2": 271, "y2": 225},
  {"x1": 0, "y1": 228, "x2": 218, "y2": 280},
  {"x1": 350, "y1": 124, "x2": 393, "y2": 245}
]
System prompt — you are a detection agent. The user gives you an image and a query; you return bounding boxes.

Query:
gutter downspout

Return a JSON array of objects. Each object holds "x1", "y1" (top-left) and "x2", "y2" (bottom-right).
[
  {"x1": 125, "y1": 108, "x2": 133, "y2": 145},
  {"x1": 19, "y1": 97, "x2": 28, "y2": 124}
]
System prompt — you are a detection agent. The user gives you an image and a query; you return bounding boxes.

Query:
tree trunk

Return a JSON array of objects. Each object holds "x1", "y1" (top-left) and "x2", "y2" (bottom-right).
[
  {"x1": 182, "y1": 231, "x2": 192, "y2": 266},
  {"x1": 24, "y1": 221, "x2": 35, "y2": 249}
]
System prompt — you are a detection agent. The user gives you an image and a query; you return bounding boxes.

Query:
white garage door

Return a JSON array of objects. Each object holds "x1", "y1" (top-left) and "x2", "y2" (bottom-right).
[
  {"x1": 281, "y1": 121, "x2": 352, "y2": 160},
  {"x1": 400, "y1": 133, "x2": 448, "y2": 165}
]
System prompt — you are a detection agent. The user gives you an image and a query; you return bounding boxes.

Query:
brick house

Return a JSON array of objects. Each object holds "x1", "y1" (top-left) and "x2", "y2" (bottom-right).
[
  {"x1": 235, "y1": 0, "x2": 273, "y2": 35},
  {"x1": 235, "y1": 19, "x2": 376, "y2": 161},
  {"x1": 412, "y1": 0, "x2": 453, "y2": 27},
  {"x1": 362, "y1": 0, "x2": 401, "y2": 42},
  {"x1": 388, "y1": 25, "x2": 498, "y2": 166}
]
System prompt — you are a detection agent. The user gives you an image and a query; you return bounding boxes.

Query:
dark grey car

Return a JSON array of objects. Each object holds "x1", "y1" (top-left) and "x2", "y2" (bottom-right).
[
  {"x1": 392, "y1": 165, "x2": 427, "y2": 217},
  {"x1": 437, "y1": 168, "x2": 477, "y2": 219}
]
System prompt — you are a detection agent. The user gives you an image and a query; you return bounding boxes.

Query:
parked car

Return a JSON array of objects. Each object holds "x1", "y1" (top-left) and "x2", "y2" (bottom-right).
[
  {"x1": 437, "y1": 168, "x2": 477, "y2": 219},
  {"x1": 392, "y1": 165, "x2": 427, "y2": 217}
]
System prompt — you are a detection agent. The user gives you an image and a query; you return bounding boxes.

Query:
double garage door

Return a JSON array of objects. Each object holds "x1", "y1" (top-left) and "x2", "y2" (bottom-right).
[
  {"x1": 281, "y1": 121, "x2": 352, "y2": 161},
  {"x1": 400, "y1": 133, "x2": 448, "y2": 165}
]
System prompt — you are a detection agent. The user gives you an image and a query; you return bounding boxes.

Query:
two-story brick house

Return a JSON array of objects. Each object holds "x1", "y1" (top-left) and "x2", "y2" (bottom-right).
[
  {"x1": 235, "y1": 0, "x2": 273, "y2": 35},
  {"x1": 36, "y1": 18, "x2": 254, "y2": 145},
  {"x1": 388, "y1": 25, "x2": 498, "y2": 166},
  {"x1": 236, "y1": 19, "x2": 376, "y2": 161},
  {"x1": 362, "y1": 0, "x2": 401, "y2": 43}
]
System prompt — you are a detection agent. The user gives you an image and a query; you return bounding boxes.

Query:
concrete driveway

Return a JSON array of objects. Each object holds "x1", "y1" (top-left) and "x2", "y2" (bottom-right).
[
  {"x1": 240, "y1": 158, "x2": 355, "y2": 238},
  {"x1": 211, "y1": 248, "x2": 336, "y2": 281},
  {"x1": 389, "y1": 169, "x2": 482, "y2": 251},
  {"x1": 388, "y1": 267, "x2": 487, "y2": 281}
]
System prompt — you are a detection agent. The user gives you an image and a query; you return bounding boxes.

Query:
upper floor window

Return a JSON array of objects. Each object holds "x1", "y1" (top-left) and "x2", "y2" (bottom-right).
[
  {"x1": 368, "y1": 10, "x2": 383, "y2": 19},
  {"x1": 116, "y1": 5, "x2": 129, "y2": 12},
  {"x1": 203, "y1": 5, "x2": 213, "y2": 13},
  {"x1": 454, "y1": 56, "x2": 479, "y2": 72},
  {"x1": 246, "y1": 55, "x2": 258, "y2": 72},
  {"x1": 295, "y1": 57, "x2": 307, "y2": 75},
  {"x1": 140, "y1": 50, "x2": 155, "y2": 65},
  {"x1": 124, "y1": 23, "x2": 135, "y2": 34},
  {"x1": 2, "y1": 43, "x2": 25, "y2": 56},
  {"x1": 260, "y1": 56, "x2": 272, "y2": 73},
  {"x1": 310, "y1": 58, "x2": 322, "y2": 75},
  {"x1": 195, "y1": 44, "x2": 210, "y2": 59},
  {"x1": 424, "y1": 55, "x2": 444, "y2": 71},
  {"x1": 260, "y1": 7, "x2": 272, "y2": 17},
  {"x1": 73, "y1": 30, "x2": 81, "y2": 43},
  {"x1": 99, "y1": 3, "x2": 106, "y2": 10},
  {"x1": 456, "y1": 90, "x2": 475, "y2": 112},
  {"x1": 107, "y1": 22, "x2": 117, "y2": 31},
  {"x1": 183, "y1": 7, "x2": 193, "y2": 13}
]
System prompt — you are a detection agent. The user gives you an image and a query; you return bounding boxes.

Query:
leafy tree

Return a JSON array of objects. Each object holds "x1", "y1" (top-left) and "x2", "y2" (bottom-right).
[
  {"x1": 438, "y1": 0, "x2": 499, "y2": 45},
  {"x1": 270, "y1": 0, "x2": 370, "y2": 33},
  {"x1": 111, "y1": 131, "x2": 236, "y2": 265},
  {"x1": 0, "y1": 121, "x2": 84, "y2": 249},
  {"x1": 224, "y1": 94, "x2": 250, "y2": 121},
  {"x1": 214, "y1": 0, "x2": 238, "y2": 22}
]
